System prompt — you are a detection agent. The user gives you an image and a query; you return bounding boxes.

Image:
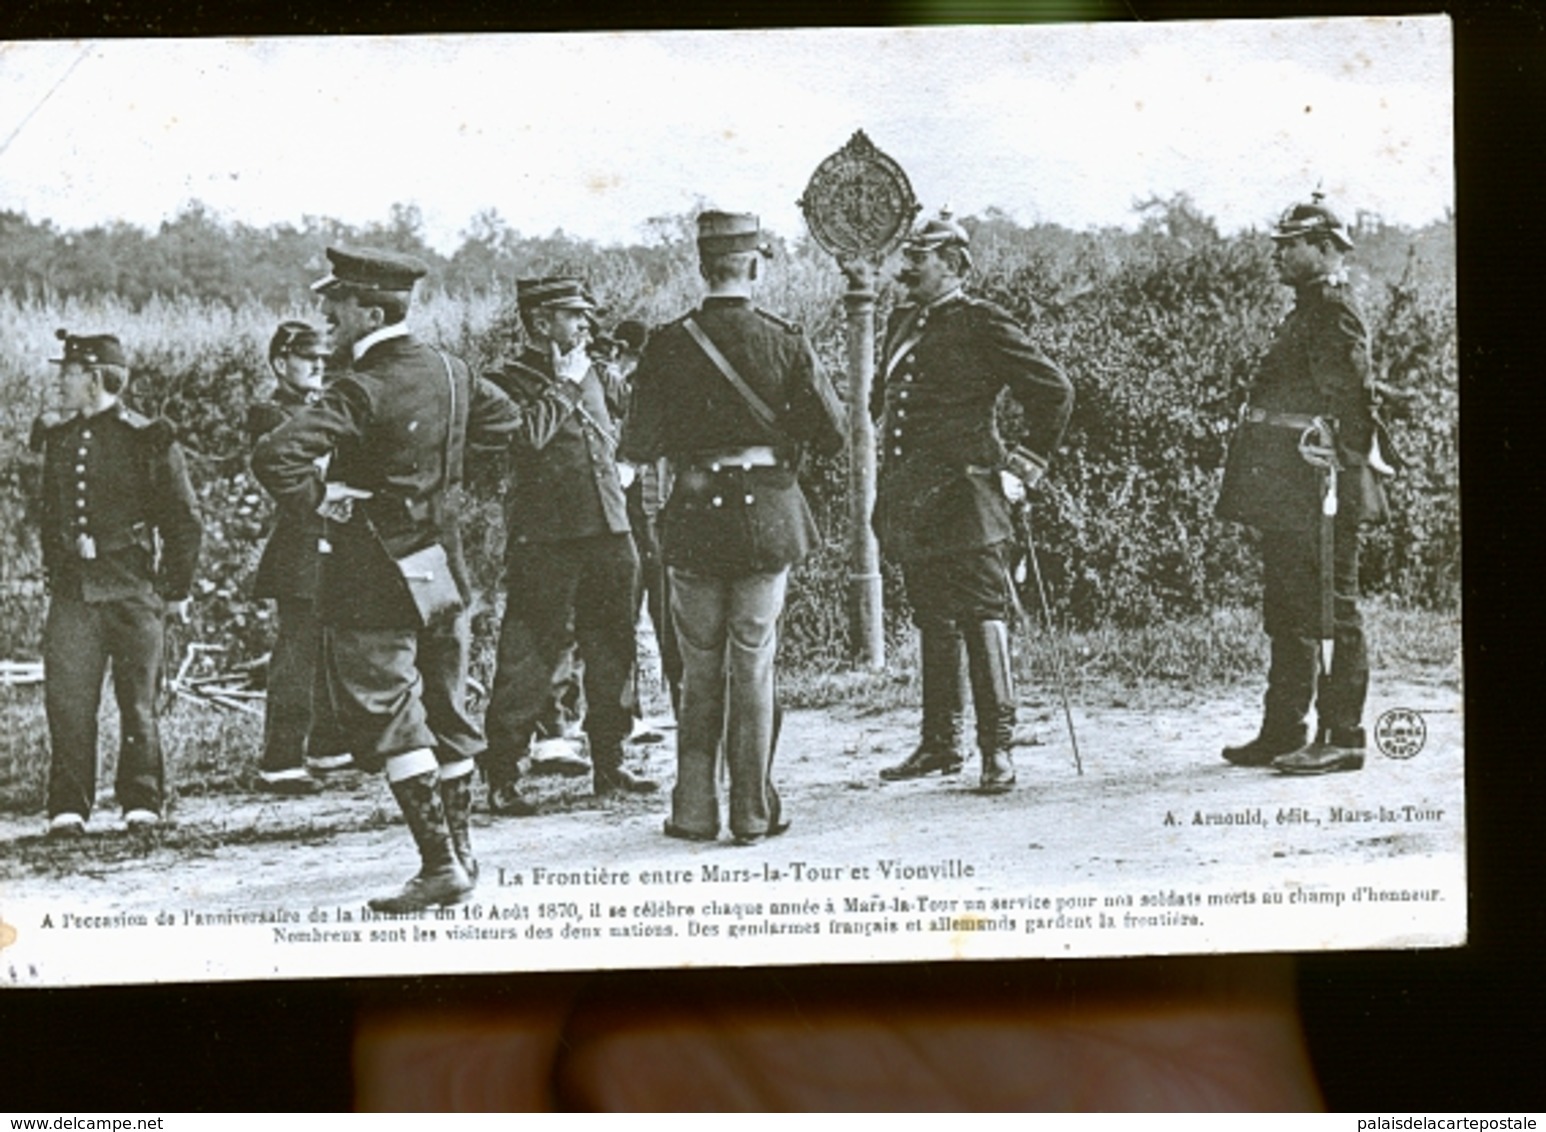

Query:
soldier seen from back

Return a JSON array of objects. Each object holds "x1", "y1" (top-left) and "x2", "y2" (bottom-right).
[{"x1": 620, "y1": 210, "x2": 845, "y2": 844}]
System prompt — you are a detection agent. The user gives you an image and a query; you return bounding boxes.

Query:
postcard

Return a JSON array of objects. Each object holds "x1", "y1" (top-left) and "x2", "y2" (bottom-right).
[{"x1": 0, "y1": 17, "x2": 1460, "y2": 987}]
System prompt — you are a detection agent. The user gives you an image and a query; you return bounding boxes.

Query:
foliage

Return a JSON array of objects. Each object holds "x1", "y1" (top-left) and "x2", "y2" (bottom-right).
[{"x1": 0, "y1": 198, "x2": 1457, "y2": 667}]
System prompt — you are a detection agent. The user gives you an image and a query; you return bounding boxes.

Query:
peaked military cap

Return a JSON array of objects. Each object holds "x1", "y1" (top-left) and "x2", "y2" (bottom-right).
[
  {"x1": 613, "y1": 319, "x2": 649, "y2": 353},
  {"x1": 311, "y1": 246, "x2": 429, "y2": 295},
  {"x1": 903, "y1": 207, "x2": 971, "y2": 253},
  {"x1": 50, "y1": 330, "x2": 127, "y2": 368},
  {"x1": 696, "y1": 210, "x2": 772, "y2": 257},
  {"x1": 516, "y1": 276, "x2": 598, "y2": 311},
  {"x1": 269, "y1": 321, "x2": 328, "y2": 359},
  {"x1": 1271, "y1": 191, "x2": 1355, "y2": 251}
]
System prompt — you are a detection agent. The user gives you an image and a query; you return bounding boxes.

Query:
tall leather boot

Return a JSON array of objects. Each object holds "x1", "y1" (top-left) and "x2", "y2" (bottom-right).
[
  {"x1": 369, "y1": 770, "x2": 473, "y2": 913},
  {"x1": 965, "y1": 620, "x2": 1018, "y2": 794},
  {"x1": 439, "y1": 771, "x2": 478, "y2": 884},
  {"x1": 881, "y1": 620, "x2": 969, "y2": 781},
  {"x1": 1223, "y1": 635, "x2": 1315, "y2": 766}
]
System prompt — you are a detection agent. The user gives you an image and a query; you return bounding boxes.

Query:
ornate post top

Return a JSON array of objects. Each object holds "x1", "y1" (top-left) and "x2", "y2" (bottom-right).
[{"x1": 799, "y1": 130, "x2": 920, "y2": 265}]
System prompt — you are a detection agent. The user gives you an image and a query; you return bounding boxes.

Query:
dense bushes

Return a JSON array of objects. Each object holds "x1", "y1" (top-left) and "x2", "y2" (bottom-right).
[{"x1": 0, "y1": 200, "x2": 1458, "y2": 666}]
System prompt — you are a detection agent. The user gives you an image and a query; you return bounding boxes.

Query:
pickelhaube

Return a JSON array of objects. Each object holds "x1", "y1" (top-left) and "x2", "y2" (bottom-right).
[
  {"x1": 903, "y1": 207, "x2": 974, "y2": 272},
  {"x1": 50, "y1": 330, "x2": 127, "y2": 368},
  {"x1": 1271, "y1": 191, "x2": 1355, "y2": 251},
  {"x1": 903, "y1": 206, "x2": 971, "y2": 253},
  {"x1": 311, "y1": 246, "x2": 430, "y2": 295}
]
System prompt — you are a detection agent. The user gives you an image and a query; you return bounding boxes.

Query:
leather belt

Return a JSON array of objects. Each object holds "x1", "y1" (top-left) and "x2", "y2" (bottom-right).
[
  {"x1": 688, "y1": 445, "x2": 780, "y2": 471},
  {"x1": 1242, "y1": 407, "x2": 1323, "y2": 430}
]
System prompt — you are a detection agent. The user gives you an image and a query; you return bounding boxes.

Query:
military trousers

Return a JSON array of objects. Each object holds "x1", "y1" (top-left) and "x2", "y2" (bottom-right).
[
  {"x1": 44, "y1": 591, "x2": 165, "y2": 819},
  {"x1": 1259, "y1": 517, "x2": 1369, "y2": 740},
  {"x1": 320, "y1": 608, "x2": 484, "y2": 774},
  {"x1": 483, "y1": 533, "x2": 639, "y2": 781},
  {"x1": 261, "y1": 597, "x2": 347, "y2": 775},
  {"x1": 668, "y1": 566, "x2": 787, "y2": 840},
  {"x1": 901, "y1": 540, "x2": 1018, "y2": 627}
]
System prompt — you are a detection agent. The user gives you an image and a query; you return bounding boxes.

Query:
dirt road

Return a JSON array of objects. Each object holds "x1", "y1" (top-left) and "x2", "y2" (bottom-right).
[{"x1": 0, "y1": 669, "x2": 1464, "y2": 984}]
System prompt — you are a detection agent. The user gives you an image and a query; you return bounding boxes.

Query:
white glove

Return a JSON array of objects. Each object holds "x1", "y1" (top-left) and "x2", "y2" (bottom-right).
[
  {"x1": 999, "y1": 469, "x2": 1028, "y2": 505},
  {"x1": 617, "y1": 462, "x2": 638, "y2": 490},
  {"x1": 552, "y1": 341, "x2": 592, "y2": 384},
  {"x1": 317, "y1": 482, "x2": 373, "y2": 523}
]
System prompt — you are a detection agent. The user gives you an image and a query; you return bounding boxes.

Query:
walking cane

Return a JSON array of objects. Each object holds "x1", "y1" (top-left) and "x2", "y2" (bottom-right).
[{"x1": 1019, "y1": 507, "x2": 1084, "y2": 776}]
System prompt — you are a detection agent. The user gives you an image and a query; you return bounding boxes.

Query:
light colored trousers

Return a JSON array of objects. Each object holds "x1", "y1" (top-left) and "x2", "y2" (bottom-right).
[{"x1": 667, "y1": 566, "x2": 788, "y2": 839}]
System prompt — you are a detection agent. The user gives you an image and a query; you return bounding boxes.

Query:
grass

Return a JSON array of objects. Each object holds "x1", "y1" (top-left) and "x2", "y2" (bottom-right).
[
  {"x1": 780, "y1": 598, "x2": 1462, "y2": 711},
  {"x1": 0, "y1": 599, "x2": 1461, "y2": 817}
]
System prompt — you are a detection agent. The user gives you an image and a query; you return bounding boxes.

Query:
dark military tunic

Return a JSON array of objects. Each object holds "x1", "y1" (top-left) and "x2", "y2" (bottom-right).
[
  {"x1": 32, "y1": 403, "x2": 202, "y2": 819},
  {"x1": 253, "y1": 330, "x2": 525, "y2": 769},
  {"x1": 871, "y1": 290, "x2": 1073, "y2": 564},
  {"x1": 34, "y1": 404, "x2": 201, "y2": 604},
  {"x1": 620, "y1": 296, "x2": 846, "y2": 576},
  {"x1": 489, "y1": 347, "x2": 631, "y2": 546},
  {"x1": 246, "y1": 386, "x2": 325, "y2": 602},
  {"x1": 1217, "y1": 277, "x2": 1387, "y2": 531},
  {"x1": 1215, "y1": 276, "x2": 1387, "y2": 745}
]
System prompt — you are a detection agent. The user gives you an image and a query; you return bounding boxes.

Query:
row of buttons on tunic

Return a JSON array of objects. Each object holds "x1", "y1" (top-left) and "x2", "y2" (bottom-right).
[
  {"x1": 75, "y1": 429, "x2": 92, "y2": 527},
  {"x1": 891, "y1": 366, "x2": 916, "y2": 456}
]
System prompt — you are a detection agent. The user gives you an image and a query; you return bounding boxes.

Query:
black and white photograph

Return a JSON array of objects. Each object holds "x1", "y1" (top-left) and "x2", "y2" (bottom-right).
[{"x1": 0, "y1": 17, "x2": 1460, "y2": 988}]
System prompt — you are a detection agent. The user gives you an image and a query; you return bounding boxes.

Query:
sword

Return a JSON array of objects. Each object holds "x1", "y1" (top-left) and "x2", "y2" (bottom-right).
[{"x1": 1298, "y1": 418, "x2": 1340, "y2": 674}]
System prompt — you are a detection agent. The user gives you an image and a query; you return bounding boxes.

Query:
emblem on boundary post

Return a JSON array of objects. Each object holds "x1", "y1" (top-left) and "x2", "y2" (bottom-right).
[{"x1": 798, "y1": 130, "x2": 920, "y2": 263}]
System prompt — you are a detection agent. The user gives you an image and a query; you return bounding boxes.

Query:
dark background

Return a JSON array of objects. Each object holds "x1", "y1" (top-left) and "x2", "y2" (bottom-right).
[{"x1": 0, "y1": 0, "x2": 1538, "y2": 1112}]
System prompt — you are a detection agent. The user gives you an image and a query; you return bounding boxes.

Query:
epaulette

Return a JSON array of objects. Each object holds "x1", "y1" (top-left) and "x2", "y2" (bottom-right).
[
  {"x1": 27, "y1": 412, "x2": 64, "y2": 452},
  {"x1": 754, "y1": 306, "x2": 802, "y2": 334}
]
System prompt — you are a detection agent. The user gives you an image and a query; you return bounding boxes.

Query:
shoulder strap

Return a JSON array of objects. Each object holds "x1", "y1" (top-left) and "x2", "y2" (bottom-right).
[
  {"x1": 682, "y1": 317, "x2": 779, "y2": 433},
  {"x1": 434, "y1": 349, "x2": 461, "y2": 491}
]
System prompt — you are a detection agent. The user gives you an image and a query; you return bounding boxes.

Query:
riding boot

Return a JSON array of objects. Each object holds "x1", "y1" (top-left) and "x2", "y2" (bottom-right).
[
  {"x1": 1224, "y1": 635, "x2": 1316, "y2": 766},
  {"x1": 881, "y1": 620, "x2": 969, "y2": 781},
  {"x1": 369, "y1": 770, "x2": 473, "y2": 913},
  {"x1": 438, "y1": 772, "x2": 478, "y2": 885},
  {"x1": 965, "y1": 619, "x2": 1018, "y2": 793}
]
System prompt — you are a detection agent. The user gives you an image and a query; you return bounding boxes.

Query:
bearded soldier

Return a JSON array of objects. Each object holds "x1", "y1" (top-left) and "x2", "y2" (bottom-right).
[
  {"x1": 1217, "y1": 193, "x2": 1389, "y2": 775},
  {"x1": 871, "y1": 210, "x2": 1074, "y2": 794}
]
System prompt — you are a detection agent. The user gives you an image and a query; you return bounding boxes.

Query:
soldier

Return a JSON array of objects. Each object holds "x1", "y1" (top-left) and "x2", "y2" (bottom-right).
[
  {"x1": 480, "y1": 277, "x2": 656, "y2": 816},
  {"x1": 253, "y1": 246, "x2": 525, "y2": 912},
  {"x1": 1216, "y1": 193, "x2": 1388, "y2": 775},
  {"x1": 612, "y1": 318, "x2": 683, "y2": 719},
  {"x1": 871, "y1": 210, "x2": 1074, "y2": 794},
  {"x1": 32, "y1": 331, "x2": 202, "y2": 836},
  {"x1": 246, "y1": 321, "x2": 351, "y2": 795},
  {"x1": 620, "y1": 210, "x2": 845, "y2": 844}
]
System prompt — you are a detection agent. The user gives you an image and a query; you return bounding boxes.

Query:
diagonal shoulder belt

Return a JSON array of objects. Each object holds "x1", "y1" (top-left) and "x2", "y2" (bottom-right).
[{"x1": 682, "y1": 317, "x2": 779, "y2": 433}]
